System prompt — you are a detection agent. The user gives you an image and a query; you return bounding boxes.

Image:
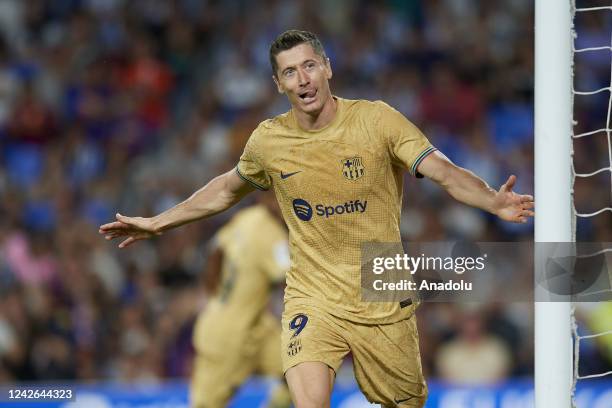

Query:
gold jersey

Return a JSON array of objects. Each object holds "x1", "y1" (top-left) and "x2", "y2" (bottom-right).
[
  {"x1": 193, "y1": 205, "x2": 289, "y2": 356},
  {"x1": 237, "y1": 98, "x2": 436, "y2": 324}
]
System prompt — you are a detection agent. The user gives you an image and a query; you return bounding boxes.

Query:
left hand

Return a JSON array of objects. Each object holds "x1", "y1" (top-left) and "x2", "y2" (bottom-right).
[{"x1": 492, "y1": 175, "x2": 534, "y2": 223}]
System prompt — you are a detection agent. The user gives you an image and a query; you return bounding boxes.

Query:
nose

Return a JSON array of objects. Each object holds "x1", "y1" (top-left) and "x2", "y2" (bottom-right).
[{"x1": 297, "y1": 68, "x2": 309, "y2": 86}]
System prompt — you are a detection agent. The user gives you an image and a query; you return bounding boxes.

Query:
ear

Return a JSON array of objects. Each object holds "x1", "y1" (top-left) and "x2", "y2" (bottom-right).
[
  {"x1": 325, "y1": 57, "x2": 333, "y2": 80},
  {"x1": 272, "y1": 75, "x2": 284, "y2": 94}
]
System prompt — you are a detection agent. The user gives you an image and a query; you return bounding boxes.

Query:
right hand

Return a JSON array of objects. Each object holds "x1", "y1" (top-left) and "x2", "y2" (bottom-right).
[{"x1": 99, "y1": 213, "x2": 161, "y2": 248}]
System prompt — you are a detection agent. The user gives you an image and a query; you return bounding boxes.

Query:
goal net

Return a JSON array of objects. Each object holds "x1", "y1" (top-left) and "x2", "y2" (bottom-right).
[{"x1": 571, "y1": 2, "x2": 612, "y2": 406}]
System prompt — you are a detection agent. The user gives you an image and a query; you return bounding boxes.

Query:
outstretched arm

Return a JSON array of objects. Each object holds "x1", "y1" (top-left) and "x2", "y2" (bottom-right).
[
  {"x1": 99, "y1": 169, "x2": 255, "y2": 248},
  {"x1": 416, "y1": 151, "x2": 534, "y2": 223}
]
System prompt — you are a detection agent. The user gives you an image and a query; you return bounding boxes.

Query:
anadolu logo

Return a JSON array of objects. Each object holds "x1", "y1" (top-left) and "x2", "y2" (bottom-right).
[
  {"x1": 292, "y1": 199, "x2": 313, "y2": 221},
  {"x1": 292, "y1": 198, "x2": 368, "y2": 221}
]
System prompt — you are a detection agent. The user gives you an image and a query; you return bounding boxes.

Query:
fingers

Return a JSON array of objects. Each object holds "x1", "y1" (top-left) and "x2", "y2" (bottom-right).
[
  {"x1": 511, "y1": 209, "x2": 535, "y2": 224},
  {"x1": 119, "y1": 237, "x2": 136, "y2": 248},
  {"x1": 99, "y1": 214, "x2": 141, "y2": 234},
  {"x1": 521, "y1": 198, "x2": 534, "y2": 209},
  {"x1": 119, "y1": 229, "x2": 157, "y2": 247},
  {"x1": 500, "y1": 175, "x2": 517, "y2": 193},
  {"x1": 519, "y1": 196, "x2": 534, "y2": 212},
  {"x1": 496, "y1": 187, "x2": 534, "y2": 223},
  {"x1": 99, "y1": 214, "x2": 133, "y2": 230},
  {"x1": 99, "y1": 221, "x2": 119, "y2": 232},
  {"x1": 504, "y1": 192, "x2": 534, "y2": 213},
  {"x1": 104, "y1": 231, "x2": 125, "y2": 240},
  {"x1": 99, "y1": 221, "x2": 129, "y2": 233},
  {"x1": 116, "y1": 213, "x2": 132, "y2": 223},
  {"x1": 119, "y1": 235, "x2": 146, "y2": 248},
  {"x1": 99, "y1": 213, "x2": 156, "y2": 248}
]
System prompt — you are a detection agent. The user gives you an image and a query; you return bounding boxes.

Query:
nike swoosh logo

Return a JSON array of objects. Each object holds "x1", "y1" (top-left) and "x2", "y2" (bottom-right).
[
  {"x1": 280, "y1": 171, "x2": 301, "y2": 179},
  {"x1": 394, "y1": 396, "x2": 415, "y2": 404}
]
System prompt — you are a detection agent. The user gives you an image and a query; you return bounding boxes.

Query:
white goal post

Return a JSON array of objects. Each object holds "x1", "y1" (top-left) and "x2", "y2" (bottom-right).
[{"x1": 534, "y1": 0, "x2": 574, "y2": 407}]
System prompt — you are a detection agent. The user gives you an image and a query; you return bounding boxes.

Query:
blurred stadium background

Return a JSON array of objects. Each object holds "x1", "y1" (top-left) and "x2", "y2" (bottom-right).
[{"x1": 0, "y1": 0, "x2": 609, "y2": 407}]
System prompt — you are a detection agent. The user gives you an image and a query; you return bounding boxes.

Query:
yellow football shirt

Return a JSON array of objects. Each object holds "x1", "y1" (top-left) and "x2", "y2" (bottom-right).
[
  {"x1": 193, "y1": 205, "x2": 289, "y2": 356},
  {"x1": 237, "y1": 97, "x2": 436, "y2": 324}
]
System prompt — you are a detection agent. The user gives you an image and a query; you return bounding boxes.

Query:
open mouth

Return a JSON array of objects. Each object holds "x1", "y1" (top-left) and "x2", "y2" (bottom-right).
[{"x1": 298, "y1": 89, "x2": 317, "y2": 104}]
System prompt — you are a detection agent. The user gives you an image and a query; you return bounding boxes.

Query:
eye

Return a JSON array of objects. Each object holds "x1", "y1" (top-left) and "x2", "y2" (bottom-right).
[
  {"x1": 305, "y1": 62, "x2": 316, "y2": 71},
  {"x1": 283, "y1": 69, "x2": 295, "y2": 78}
]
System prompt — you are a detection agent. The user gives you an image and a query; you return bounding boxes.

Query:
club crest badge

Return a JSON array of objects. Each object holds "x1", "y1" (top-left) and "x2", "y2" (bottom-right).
[
  {"x1": 287, "y1": 338, "x2": 302, "y2": 356},
  {"x1": 341, "y1": 157, "x2": 365, "y2": 181}
]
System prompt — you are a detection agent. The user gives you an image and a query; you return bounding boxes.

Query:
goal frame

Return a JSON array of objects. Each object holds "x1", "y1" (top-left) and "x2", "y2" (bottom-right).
[{"x1": 534, "y1": 0, "x2": 574, "y2": 407}]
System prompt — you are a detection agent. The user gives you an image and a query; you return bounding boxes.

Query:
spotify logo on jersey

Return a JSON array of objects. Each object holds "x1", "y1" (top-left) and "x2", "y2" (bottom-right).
[
  {"x1": 292, "y1": 199, "x2": 313, "y2": 221},
  {"x1": 292, "y1": 198, "x2": 368, "y2": 222}
]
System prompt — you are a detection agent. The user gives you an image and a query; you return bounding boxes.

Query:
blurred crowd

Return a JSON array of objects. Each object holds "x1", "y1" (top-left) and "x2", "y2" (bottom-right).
[{"x1": 0, "y1": 0, "x2": 609, "y2": 386}]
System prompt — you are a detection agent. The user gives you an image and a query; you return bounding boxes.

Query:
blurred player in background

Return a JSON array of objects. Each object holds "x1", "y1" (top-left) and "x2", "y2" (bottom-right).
[
  {"x1": 191, "y1": 194, "x2": 291, "y2": 408},
  {"x1": 100, "y1": 30, "x2": 534, "y2": 407}
]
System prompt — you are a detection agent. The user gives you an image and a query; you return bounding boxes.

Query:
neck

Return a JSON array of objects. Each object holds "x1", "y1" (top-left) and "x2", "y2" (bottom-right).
[{"x1": 294, "y1": 95, "x2": 337, "y2": 131}]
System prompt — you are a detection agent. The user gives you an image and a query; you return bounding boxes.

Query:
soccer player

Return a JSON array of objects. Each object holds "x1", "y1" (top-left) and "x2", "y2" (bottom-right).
[
  {"x1": 191, "y1": 197, "x2": 291, "y2": 408},
  {"x1": 100, "y1": 30, "x2": 534, "y2": 408}
]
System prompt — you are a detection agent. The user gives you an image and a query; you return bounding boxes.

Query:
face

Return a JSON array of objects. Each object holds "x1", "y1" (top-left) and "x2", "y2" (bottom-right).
[{"x1": 273, "y1": 43, "x2": 333, "y2": 115}]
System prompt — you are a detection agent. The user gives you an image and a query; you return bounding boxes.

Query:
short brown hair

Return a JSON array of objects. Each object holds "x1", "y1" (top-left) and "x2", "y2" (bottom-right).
[{"x1": 269, "y1": 30, "x2": 327, "y2": 77}]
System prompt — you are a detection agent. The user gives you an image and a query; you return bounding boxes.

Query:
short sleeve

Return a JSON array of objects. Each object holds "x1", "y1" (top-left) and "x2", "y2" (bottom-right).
[
  {"x1": 379, "y1": 102, "x2": 437, "y2": 178},
  {"x1": 260, "y1": 239, "x2": 290, "y2": 283},
  {"x1": 236, "y1": 132, "x2": 271, "y2": 190}
]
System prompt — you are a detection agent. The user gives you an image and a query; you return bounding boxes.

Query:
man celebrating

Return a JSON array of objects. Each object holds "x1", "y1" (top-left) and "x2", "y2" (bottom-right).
[{"x1": 100, "y1": 30, "x2": 534, "y2": 408}]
